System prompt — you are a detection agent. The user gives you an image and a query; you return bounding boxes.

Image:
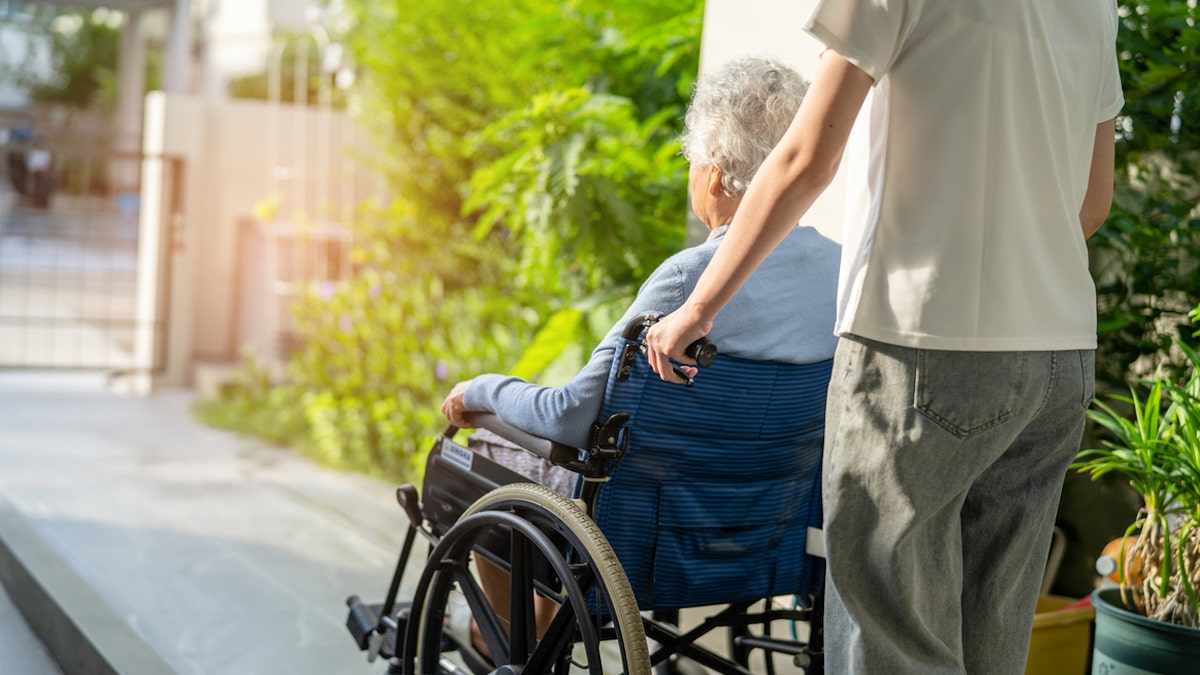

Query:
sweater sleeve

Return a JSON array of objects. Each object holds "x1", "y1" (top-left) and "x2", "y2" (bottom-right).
[{"x1": 463, "y1": 260, "x2": 689, "y2": 449}]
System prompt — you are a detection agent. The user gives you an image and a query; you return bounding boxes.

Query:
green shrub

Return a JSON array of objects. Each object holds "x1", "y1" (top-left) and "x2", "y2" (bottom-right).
[
  {"x1": 1091, "y1": 0, "x2": 1200, "y2": 392},
  {"x1": 197, "y1": 1, "x2": 704, "y2": 482}
]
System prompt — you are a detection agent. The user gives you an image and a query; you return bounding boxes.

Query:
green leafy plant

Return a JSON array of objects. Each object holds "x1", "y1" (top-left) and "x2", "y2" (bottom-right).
[
  {"x1": 466, "y1": 89, "x2": 685, "y2": 297},
  {"x1": 1076, "y1": 323, "x2": 1200, "y2": 628},
  {"x1": 1, "y1": 7, "x2": 161, "y2": 113},
  {"x1": 1092, "y1": 154, "x2": 1200, "y2": 390},
  {"x1": 1055, "y1": 0, "x2": 1200, "y2": 602},
  {"x1": 200, "y1": 1, "x2": 701, "y2": 482},
  {"x1": 460, "y1": 1, "x2": 700, "y2": 376},
  {"x1": 281, "y1": 203, "x2": 546, "y2": 479},
  {"x1": 463, "y1": 87, "x2": 688, "y2": 372},
  {"x1": 193, "y1": 349, "x2": 308, "y2": 449},
  {"x1": 1076, "y1": 4, "x2": 1200, "y2": 619},
  {"x1": 1091, "y1": 0, "x2": 1200, "y2": 392}
]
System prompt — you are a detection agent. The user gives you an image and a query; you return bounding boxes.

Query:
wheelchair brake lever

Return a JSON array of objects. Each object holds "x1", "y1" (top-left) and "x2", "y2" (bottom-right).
[
  {"x1": 623, "y1": 341, "x2": 696, "y2": 386},
  {"x1": 672, "y1": 364, "x2": 696, "y2": 387},
  {"x1": 616, "y1": 312, "x2": 717, "y2": 386}
]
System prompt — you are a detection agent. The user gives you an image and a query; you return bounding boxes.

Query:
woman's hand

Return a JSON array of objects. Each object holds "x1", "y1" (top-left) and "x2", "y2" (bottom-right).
[
  {"x1": 441, "y1": 380, "x2": 475, "y2": 427},
  {"x1": 645, "y1": 308, "x2": 711, "y2": 384}
]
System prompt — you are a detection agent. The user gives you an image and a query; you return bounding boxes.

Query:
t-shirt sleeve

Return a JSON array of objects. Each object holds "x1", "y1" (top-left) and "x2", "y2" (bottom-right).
[
  {"x1": 802, "y1": 0, "x2": 921, "y2": 83},
  {"x1": 1097, "y1": 4, "x2": 1124, "y2": 122}
]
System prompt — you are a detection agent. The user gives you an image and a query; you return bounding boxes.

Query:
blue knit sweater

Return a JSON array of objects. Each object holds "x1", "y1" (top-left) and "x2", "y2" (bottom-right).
[{"x1": 464, "y1": 225, "x2": 841, "y2": 449}]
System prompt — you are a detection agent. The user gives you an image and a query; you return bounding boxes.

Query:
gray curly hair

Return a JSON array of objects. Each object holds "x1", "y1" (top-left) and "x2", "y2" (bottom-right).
[{"x1": 681, "y1": 55, "x2": 809, "y2": 196}]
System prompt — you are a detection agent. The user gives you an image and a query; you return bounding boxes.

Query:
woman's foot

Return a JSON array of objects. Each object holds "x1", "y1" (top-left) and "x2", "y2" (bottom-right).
[{"x1": 444, "y1": 591, "x2": 495, "y2": 662}]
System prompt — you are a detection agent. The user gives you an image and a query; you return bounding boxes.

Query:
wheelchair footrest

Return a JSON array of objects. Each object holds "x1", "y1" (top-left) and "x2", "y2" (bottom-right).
[
  {"x1": 346, "y1": 596, "x2": 379, "y2": 650},
  {"x1": 346, "y1": 596, "x2": 409, "y2": 660}
]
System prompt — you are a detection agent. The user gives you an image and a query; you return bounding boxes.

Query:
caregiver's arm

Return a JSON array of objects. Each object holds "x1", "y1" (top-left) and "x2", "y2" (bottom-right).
[
  {"x1": 1080, "y1": 119, "x2": 1116, "y2": 240},
  {"x1": 646, "y1": 51, "x2": 873, "y2": 381}
]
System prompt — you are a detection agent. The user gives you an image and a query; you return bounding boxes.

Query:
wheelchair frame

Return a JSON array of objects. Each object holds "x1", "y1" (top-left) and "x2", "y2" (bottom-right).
[{"x1": 346, "y1": 314, "x2": 826, "y2": 675}]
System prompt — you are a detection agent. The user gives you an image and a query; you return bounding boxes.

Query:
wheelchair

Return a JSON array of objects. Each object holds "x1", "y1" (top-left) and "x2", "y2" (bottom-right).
[{"x1": 346, "y1": 313, "x2": 832, "y2": 674}]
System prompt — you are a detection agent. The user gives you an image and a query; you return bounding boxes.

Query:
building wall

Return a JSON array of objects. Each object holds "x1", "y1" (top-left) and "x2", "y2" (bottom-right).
[{"x1": 144, "y1": 93, "x2": 379, "y2": 385}]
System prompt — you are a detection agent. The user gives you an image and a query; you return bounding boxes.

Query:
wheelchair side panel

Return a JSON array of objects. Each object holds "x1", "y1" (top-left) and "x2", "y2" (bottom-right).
[
  {"x1": 594, "y1": 348, "x2": 830, "y2": 611},
  {"x1": 422, "y1": 435, "x2": 535, "y2": 536},
  {"x1": 422, "y1": 436, "x2": 570, "y2": 594}
]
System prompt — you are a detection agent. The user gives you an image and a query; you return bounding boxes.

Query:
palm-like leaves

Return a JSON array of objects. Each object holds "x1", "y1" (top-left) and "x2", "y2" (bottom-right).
[{"x1": 1077, "y1": 338, "x2": 1200, "y2": 627}]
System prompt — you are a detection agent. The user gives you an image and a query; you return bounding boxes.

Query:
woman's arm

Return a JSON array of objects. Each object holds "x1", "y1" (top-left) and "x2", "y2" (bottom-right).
[
  {"x1": 1080, "y1": 119, "x2": 1116, "y2": 239},
  {"x1": 444, "y1": 260, "x2": 692, "y2": 448}
]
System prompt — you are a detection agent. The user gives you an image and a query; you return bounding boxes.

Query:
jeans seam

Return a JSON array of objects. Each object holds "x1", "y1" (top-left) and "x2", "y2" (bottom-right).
[
  {"x1": 1080, "y1": 351, "x2": 1095, "y2": 409},
  {"x1": 1033, "y1": 351, "x2": 1058, "y2": 418},
  {"x1": 918, "y1": 406, "x2": 1014, "y2": 438}
]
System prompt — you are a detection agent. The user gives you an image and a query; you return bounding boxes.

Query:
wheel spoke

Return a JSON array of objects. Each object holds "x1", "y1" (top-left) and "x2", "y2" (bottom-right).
[
  {"x1": 525, "y1": 600, "x2": 578, "y2": 673},
  {"x1": 452, "y1": 565, "x2": 509, "y2": 664},
  {"x1": 508, "y1": 530, "x2": 538, "y2": 663}
]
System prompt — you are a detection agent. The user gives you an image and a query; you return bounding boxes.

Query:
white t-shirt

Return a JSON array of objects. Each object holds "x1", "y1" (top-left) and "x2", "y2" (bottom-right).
[{"x1": 805, "y1": 0, "x2": 1124, "y2": 351}]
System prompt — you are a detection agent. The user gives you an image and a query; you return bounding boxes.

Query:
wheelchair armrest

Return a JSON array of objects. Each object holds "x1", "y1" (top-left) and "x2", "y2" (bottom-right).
[{"x1": 461, "y1": 411, "x2": 581, "y2": 466}]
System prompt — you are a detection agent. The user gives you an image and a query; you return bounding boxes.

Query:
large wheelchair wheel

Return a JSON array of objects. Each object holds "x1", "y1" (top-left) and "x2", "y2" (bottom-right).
[{"x1": 404, "y1": 483, "x2": 650, "y2": 674}]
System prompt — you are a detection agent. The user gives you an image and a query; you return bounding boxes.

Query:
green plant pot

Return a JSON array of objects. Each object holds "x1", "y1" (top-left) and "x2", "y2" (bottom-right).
[{"x1": 1091, "y1": 588, "x2": 1200, "y2": 673}]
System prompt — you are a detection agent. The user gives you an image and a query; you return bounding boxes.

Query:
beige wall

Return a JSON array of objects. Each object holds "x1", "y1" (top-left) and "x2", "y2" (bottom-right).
[
  {"x1": 698, "y1": 0, "x2": 845, "y2": 243},
  {"x1": 143, "y1": 94, "x2": 377, "y2": 386}
]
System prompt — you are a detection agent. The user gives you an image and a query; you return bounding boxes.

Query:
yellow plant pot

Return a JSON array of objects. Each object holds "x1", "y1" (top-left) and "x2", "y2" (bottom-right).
[{"x1": 1025, "y1": 595, "x2": 1095, "y2": 675}]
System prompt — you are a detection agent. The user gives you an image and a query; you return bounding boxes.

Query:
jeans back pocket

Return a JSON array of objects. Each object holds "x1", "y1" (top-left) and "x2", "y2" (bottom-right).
[{"x1": 915, "y1": 350, "x2": 1028, "y2": 438}]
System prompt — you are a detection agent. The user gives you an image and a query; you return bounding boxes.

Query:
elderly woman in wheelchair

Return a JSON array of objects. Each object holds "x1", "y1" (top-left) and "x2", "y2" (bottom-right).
[{"x1": 346, "y1": 55, "x2": 840, "y2": 675}]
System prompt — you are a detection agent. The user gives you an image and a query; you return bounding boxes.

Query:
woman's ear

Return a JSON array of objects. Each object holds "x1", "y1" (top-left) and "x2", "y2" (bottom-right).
[{"x1": 706, "y1": 166, "x2": 725, "y2": 196}]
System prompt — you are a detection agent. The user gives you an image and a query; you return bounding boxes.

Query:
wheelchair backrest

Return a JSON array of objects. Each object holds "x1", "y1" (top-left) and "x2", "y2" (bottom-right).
[{"x1": 593, "y1": 343, "x2": 831, "y2": 611}]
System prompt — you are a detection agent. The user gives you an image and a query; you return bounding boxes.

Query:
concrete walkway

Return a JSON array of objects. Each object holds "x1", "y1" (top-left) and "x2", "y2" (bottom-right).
[{"x1": 0, "y1": 372, "x2": 423, "y2": 675}]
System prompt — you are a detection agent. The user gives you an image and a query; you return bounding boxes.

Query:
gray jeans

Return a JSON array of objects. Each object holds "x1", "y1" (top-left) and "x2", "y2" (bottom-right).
[{"x1": 822, "y1": 334, "x2": 1093, "y2": 674}]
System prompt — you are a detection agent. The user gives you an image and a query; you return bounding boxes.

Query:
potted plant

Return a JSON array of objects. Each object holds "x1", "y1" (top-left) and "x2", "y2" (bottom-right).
[{"x1": 1074, "y1": 333, "x2": 1200, "y2": 672}]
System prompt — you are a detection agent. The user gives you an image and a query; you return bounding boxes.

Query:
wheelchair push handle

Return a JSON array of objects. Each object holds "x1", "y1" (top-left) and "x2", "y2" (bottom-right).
[
  {"x1": 622, "y1": 311, "x2": 718, "y2": 366},
  {"x1": 685, "y1": 335, "x2": 717, "y2": 368},
  {"x1": 621, "y1": 312, "x2": 717, "y2": 385}
]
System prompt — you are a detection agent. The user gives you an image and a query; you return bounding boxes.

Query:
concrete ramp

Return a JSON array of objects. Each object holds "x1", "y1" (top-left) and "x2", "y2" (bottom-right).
[{"x1": 0, "y1": 373, "x2": 422, "y2": 675}]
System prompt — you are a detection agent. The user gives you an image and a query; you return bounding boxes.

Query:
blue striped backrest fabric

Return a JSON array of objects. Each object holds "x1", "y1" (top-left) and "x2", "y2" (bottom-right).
[{"x1": 592, "y1": 342, "x2": 831, "y2": 610}]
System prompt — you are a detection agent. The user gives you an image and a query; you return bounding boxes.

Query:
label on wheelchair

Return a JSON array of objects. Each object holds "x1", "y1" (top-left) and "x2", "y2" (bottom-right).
[{"x1": 441, "y1": 441, "x2": 474, "y2": 472}]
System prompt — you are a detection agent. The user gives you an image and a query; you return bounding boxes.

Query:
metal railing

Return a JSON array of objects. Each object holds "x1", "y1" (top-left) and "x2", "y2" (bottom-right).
[{"x1": 0, "y1": 144, "x2": 183, "y2": 372}]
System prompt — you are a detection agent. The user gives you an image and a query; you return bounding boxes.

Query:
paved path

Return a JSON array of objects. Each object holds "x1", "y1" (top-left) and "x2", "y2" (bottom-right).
[{"x1": 0, "y1": 372, "x2": 423, "y2": 675}]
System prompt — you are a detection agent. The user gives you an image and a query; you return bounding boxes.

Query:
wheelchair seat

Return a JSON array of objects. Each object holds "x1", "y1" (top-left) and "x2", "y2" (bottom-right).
[{"x1": 594, "y1": 338, "x2": 831, "y2": 611}]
